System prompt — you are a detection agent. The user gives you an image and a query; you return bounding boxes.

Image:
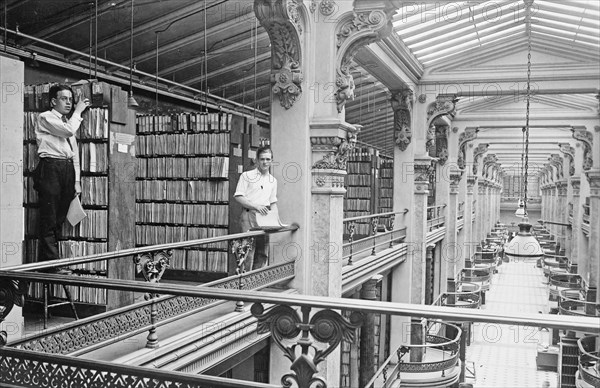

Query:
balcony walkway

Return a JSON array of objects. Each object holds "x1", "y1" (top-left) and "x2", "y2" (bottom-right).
[{"x1": 467, "y1": 258, "x2": 558, "y2": 387}]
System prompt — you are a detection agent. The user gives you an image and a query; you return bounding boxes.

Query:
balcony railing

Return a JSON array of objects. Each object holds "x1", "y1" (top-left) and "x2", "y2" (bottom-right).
[
  {"x1": 549, "y1": 273, "x2": 582, "y2": 302},
  {"x1": 435, "y1": 282, "x2": 482, "y2": 309},
  {"x1": 577, "y1": 336, "x2": 600, "y2": 388},
  {"x1": 426, "y1": 204, "x2": 446, "y2": 232},
  {"x1": 364, "y1": 320, "x2": 462, "y2": 388},
  {"x1": 542, "y1": 253, "x2": 568, "y2": 276},
  {"x1": 343, "y1": 210, "x2": 408, "y2": 265},
  {"x1": 558, "y1": 289, "x2": 600, "y2": 317}
]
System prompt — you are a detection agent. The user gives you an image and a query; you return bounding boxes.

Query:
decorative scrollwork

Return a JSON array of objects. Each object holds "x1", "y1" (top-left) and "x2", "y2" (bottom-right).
[
  {"x1": 571, "y1": 128, "x2": 593, "y2": 171},
  {"x1": 427, "y1": 95, "x2": 459, "y2": 125},
  {"x1": 335, "y1": 6, "x2": 395, "y2": 112},
  {"x1": 319, "y1": 0, "x2": 336, "y2": 16},
  {"x1": 313, "y1": 134, "x2": 356, "y2": 170},
  {"x1": 390, "y1": 89, "x2": 413, "y2": 151},
  {"x1": 558, "y1": 143, "x2": 575, "y2": 176},
  {"x1": 457, "y1": 127, "x2": 478, "y2": 169},
  {"x1": 251, "y1": 304, "x2": 363, "y2": 388},
  {"x1": 255, "y1": 1, "x2": 304, "y2": 110},
  {"x1": 472, "y1": 143, "x2": 489, "y2": 175},
  {"x1": 134, "y1": 250, "x2": 171, "y2": 297}
]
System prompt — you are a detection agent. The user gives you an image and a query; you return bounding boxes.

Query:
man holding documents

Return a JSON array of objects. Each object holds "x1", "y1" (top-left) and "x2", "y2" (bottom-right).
[
  {"x1": 34, "y1": 84, "x2": 90, "y2": 273},
  {"x1": 234, "y1": 146, "x2": 278, "y2": 271}
]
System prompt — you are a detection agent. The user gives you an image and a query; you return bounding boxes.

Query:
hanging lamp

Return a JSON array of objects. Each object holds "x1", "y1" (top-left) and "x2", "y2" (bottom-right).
[
  {"x1": 505, "y1": 0, "x2": 543, "y2": 259},
  {"x1": 127, "y1": 0, "x2": 139, "y2": 108},
  {"x1": 515, "y1": 128, "x2": 526, "y2": 216}
]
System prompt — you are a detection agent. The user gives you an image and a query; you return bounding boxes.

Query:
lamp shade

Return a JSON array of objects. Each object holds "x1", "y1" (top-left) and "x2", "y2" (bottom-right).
[
  {"x1": 515, "y1": 199, "x2": 526, "y2": 217},
  {"x1": 504, "y1": 220, "x2": 543, "y2": 258}
]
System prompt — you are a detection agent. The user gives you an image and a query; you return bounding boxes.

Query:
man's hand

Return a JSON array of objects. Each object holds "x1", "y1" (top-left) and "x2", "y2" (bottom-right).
[
  {"x1": 254, "y1": 205, "x2": 270, "y2": 215},
  {"x1": 74, "y1": 91, "x2": 90, "y2": 114},
  {"x1": 74, "y1": 181, "x2": 82, "y2": 196}
]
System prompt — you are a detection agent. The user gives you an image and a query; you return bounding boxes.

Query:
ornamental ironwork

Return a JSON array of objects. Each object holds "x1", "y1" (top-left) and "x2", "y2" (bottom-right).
[
  {"x1": 13, "y1": 263, "x2": 295, "y2": 355},
  {"x1": 0, "y1": 279, "x2": 27, "y2": 346},
  {"x1": 251, "y1": 303, "x2": 363, "y2": 388}
]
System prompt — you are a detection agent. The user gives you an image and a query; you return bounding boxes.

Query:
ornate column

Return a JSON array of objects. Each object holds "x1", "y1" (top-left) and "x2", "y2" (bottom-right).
[
  {"x1": 446, "y1": 169, "x2": 462, "y2": 290},
  {"x1": 463, "y1": 176, "x2": 477, "y2": 265},
  {"x1": 254, "y1": 1, "x2": 400, "y2": 383},
  {"x1": 556, "y1": 180, "x2": 568, "y2": 253},
  {"x1": 389, "y1": 89, "x2": 416, "y2": 356},
  {"x1": 359, "y1": 276, "x2": 382, "y2": 387},
  {"x1": 585, "y1": 169, "x2": 600, "y2": 309},
  {"x1": 560, "y1": 143, "x2": 575, "y2": 258},
  {"x1": 411, "y1": 156, "x2": 433, "y2": 305},
  {"x1": 570, "y1": 179, "x2": 582, "y2": 267}
]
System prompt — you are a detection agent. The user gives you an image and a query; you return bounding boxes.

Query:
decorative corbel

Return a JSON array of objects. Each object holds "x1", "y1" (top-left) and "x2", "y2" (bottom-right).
[
  {"x1": 483, "y1": 154, "x2": 497, "y2": 178},
  {"x1": 425, "y1": 124, "x2": 436, "y2": 154},
  {"x1": 426, "y1": 95, "x2": 459, "y2": 127},
  {"x1": 472, "y1": 143, "x2": 489, "y2": 175},
  {"x1": 559, "y1": 143, "x2": 575, "y2": 176},
  {"x1": 457, "y1": 127, "x2": 478, "y2": 170},
  {"x1": 549, "y1": 154, "x2": 563, "y2": 180},
  {"x1": 390, "y1": 89, "x2": 413, "y2": 151},
  {"x1": 255, "y1": 0, "x2": 304, "y2": 110},
  {"x1": 571, "y1": 127, "x2": 593, "y2": 171},
  {"x1": 335, "y1": 4, "x2": 396, "y2": 112},
  {"x1": 251, "y1": 303, "x2": 363, "y2": 388},
  {"x1": 435, "y1": 125, "x2": 449, "y2": 165}
]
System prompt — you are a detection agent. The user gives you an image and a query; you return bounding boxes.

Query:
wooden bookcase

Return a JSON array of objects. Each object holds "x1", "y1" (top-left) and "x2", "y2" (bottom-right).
[
  {"x1": 344, "y1": 145, "x2": 394, "y2": 237},
  {"x1": 134, "y1": 112, "x2": 269, "y2": 282},
  {"x1": 23, "y1": 81, "x2": 135, "y2": 316}
]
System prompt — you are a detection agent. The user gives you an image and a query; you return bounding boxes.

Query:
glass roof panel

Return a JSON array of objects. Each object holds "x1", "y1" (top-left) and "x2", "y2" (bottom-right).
[{"x1": 395, "y1": 0, "x2": 600, "y2": 66}]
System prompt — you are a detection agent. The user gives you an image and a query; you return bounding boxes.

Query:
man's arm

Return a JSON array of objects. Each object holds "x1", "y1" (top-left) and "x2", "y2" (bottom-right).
[{"x1": 234, "y1": 195, "x2": 271, "y2": 215}]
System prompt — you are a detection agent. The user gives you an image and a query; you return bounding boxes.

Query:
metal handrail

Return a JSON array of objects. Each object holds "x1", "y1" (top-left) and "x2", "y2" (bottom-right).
[
  {"x1": 558, "y1": 289, "x2": 600, "y2": 317},
  {"x1": 577, "y1": 336, "x2": 600, "y2": 387},
  {"x1": 6, "y1": 225, "x2": 299, "y2": 273},
  {"x1": 1, "y1": 272, "x2": 598, "y2": 333},
  {"x1": 364, "y1": 321, "x2": 462, "y2": 388},
  {"x1": 343, "y1": 209, "x2": 409, "y2": 223}
]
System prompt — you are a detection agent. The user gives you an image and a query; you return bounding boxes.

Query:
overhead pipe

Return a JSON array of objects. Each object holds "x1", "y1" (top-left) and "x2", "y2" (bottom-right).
[{"x1": 1, "y1": 26, "x2": 269, "y2": 120}]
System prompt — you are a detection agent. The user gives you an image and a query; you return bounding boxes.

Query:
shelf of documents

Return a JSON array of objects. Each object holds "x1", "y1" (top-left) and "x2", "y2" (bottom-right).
[
  {"x1": 135, "y1": 112, "x2": 233, "y2": 275},
  {"x1": 23, "y1": 87, "x2": 110, "y2": 308}
]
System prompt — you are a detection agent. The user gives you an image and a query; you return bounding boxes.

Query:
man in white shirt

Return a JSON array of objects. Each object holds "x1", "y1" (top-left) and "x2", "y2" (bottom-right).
[
  {"x1": 34, "y1": 84, "x2": 89, "y2": 271},
  {"x1": 234, "y1": 146, "x2": 278, "y2": 270}
]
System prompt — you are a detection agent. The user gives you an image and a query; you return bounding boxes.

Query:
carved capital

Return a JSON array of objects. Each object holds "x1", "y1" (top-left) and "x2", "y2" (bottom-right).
[
  {"x1": 571, "y1": 127, "x2": 594, "y2": 171},
  {"x1": 251, "y1": 303, "x2": 363, "y2": 387},
  {"x1": 335, "y1": 7, "x2": 395, "y2": 112},
  {"x1": 312, "y1": 132, "x2": 357, "y2": 171},
  {"x1": 390, "y1": 89, "x2": 413, "y2": 151},
  {"x1": 426, "y1": 95, "x2": 459, "y2": 125},
  {"x1": 414, "y1": 158, "x2": 433, "y2": 192},
  {"x1": 434, "y1": 125, "x2": 449, "y2": 165},
  {"x1": 571, "y1": 175, "x2": 581, "y2": 196},
  {"x1": 585, "y1": 169, "x2": 600, "y2": 197},
  {"x1": 449, "y1": 170, "x2": 463, "y2": 193},
  {"x1": 256, "y1": 0, "x2": 304, "y2": 110}
]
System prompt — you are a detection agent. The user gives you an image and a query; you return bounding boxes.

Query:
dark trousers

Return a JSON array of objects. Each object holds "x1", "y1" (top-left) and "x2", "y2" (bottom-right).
[
  {"x1": 239, "y1": 209, "x2": 269, "y2": 271},
  {"x1": 35, "y1": 158, "x2": 75, "y2": 262}
]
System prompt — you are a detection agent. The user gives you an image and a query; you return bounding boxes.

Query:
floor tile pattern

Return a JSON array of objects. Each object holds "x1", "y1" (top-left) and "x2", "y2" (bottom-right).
[{"x1": 466, "y1": 260, "x2": 559, "y2": 388}]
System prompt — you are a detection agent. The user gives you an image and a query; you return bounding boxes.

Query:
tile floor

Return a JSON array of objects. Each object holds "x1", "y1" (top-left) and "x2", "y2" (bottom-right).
[{"x1": 466, "y1": 259, "x2": 559, "y2": 388}]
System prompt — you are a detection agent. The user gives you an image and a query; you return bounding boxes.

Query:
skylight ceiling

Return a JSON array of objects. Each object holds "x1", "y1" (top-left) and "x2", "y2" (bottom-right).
[{"x1": 393, "y1": 0, "x2": 600, "y2": 67}]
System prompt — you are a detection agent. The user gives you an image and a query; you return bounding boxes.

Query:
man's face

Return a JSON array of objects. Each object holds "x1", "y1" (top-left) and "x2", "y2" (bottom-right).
[
  {"x1": 52, "y1": 90, "x2": 73, "y2": 115},
  {"x1": 256, "y1": 151, "x2": 272, "y2": 174}
]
